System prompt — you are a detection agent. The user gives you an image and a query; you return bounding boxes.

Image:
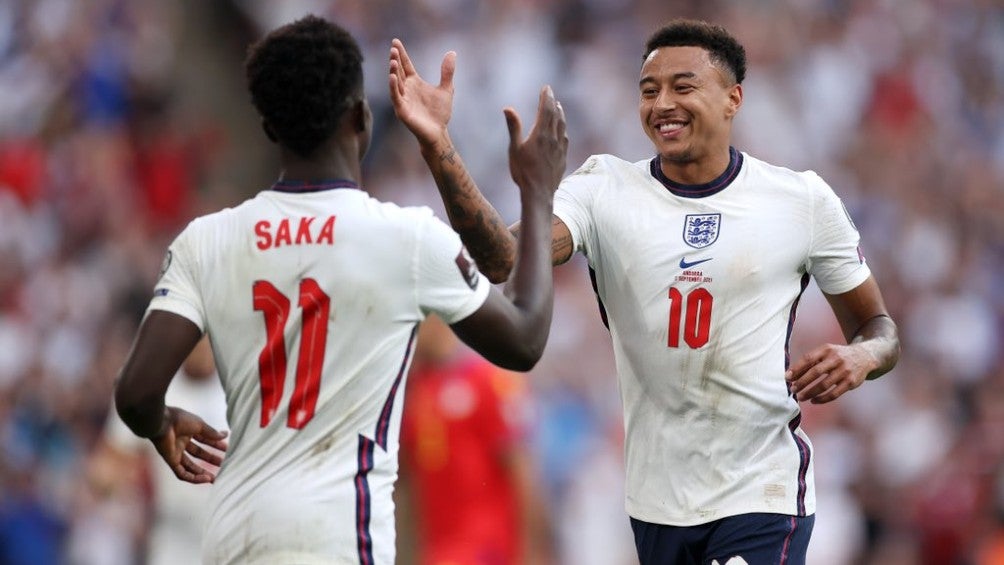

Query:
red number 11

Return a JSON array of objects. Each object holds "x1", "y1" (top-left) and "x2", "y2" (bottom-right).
[{"x1": 253, "y1": 278, "x2": 330, "y2": 429}]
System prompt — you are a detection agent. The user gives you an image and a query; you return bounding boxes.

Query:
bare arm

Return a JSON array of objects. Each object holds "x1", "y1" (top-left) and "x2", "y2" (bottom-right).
[
  {"x1": 786, "y1": 276, "x2": 900, "y2": 403},
  {"x1": 389, "y1": 39, "x2": 573, "y2": 284},
  {"x1": 449, "y1": 87, "x2": 568, "y2": 371},
  {"x1": 115, "y1": 310, "x2": 228, "y2": 482}
]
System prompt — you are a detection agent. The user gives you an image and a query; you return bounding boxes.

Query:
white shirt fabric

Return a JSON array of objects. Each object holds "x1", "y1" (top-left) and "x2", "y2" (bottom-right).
[
  {"x1": 553, "y1": 151, "x2": 869, "y2": 526},
  {"x1": 147, "y1": 185, "x2": 490, "y2": 565},
  {"x1": 105, "y1": 371, "x2": 228, "y2": 565}
]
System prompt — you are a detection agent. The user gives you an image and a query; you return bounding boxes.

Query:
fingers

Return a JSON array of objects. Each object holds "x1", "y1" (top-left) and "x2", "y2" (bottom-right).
[
  {"x1": 173, "y1": 454, "x2": 216, "y2": 484},
  {"x1": 534, "y1": 85, "x2": 557, "y2": 133},
  {"x1": 503, "y1": 107, "x2": 523, "y2": 148},
  {"x1": 185, "y1": 440, "x2": 225, "y2": 467},
  {"x1": 786, "y1": 344, "x2": 872, "y2": 403},
  {"x1": 440, "y1": 51, "x2": 456, "y2": 90},
  {"x1": 555, "y1": 99, "x2": 567, "y2": 140},
  {"x1": 391, "y1": 38, "x2": 417, "y2": 77},
  {"x1": 787, "y1": 355, "x2": 839, "y2": 400}
]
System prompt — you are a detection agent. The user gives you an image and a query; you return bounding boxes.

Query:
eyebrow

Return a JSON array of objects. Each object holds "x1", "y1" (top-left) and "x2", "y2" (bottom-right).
[{"x1": 639, "y1": 71, "x2": 698, "y2": 87}]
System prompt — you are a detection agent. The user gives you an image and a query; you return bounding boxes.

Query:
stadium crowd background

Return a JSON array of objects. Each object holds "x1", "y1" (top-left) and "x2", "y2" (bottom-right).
[{"x1": 0, "y1": 0, "x2": 1001, "y2": 563}]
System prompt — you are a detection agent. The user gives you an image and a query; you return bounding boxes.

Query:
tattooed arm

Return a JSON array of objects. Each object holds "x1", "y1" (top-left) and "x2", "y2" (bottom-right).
[{"x1": 389, "y1": 39, "x2": 574, "y2": 283}]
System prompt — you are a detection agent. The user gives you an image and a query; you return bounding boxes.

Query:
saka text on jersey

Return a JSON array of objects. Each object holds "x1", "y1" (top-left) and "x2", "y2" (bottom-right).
[{"x1": 254, "y1": 215, "x2": 336, "y2": 250}]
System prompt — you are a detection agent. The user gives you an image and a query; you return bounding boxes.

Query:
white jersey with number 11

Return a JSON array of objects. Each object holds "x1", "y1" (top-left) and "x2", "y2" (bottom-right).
[{"x1": 148, "y1": 181, "x2": 490, "y2": 565}]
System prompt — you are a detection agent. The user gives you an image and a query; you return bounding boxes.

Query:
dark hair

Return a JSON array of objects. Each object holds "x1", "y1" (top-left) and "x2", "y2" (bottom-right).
[
  {"x1": 245, "y1": 15, "x2": 364, "y2": 158},
  {"x1": 643, "y1": 19, "x2": 746, "y2": 85}
]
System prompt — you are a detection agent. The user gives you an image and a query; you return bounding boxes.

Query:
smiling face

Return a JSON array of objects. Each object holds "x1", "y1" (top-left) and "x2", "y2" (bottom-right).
[{"x1": 639, "y1": 46, "x2": 742, "y2": 168}]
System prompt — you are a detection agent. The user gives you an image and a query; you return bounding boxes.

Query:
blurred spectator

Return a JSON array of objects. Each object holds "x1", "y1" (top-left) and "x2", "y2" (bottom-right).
[
  {"x1": 91, "y1": 336, "x2": 227, "y2": 565},
  {"x1": 398, "y1": 316, "x2": 554, "y2": 565}
]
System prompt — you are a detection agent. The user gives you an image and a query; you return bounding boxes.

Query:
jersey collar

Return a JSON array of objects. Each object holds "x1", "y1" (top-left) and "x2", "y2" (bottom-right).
[
  {"x1": 649, "y1": 146, "x2": 743, "y2": 198},
  {"x1": 270, "y1": 179, "x2": 360, "y2": 193}
]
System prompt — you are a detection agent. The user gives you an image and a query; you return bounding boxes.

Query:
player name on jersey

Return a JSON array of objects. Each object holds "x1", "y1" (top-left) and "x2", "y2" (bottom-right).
[{"x1": 254, "y1": 215, "x2": 336, "y2": 250}]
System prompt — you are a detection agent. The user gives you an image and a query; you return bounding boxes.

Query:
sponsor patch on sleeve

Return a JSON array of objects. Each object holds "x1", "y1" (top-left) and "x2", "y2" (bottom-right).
[{"x1": 454, "y1": 246, "x2": 479, "y2": 290}]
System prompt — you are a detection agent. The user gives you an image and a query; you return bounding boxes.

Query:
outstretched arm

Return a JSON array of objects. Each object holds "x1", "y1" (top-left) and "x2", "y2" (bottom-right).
[
  {"x1": 450, "y1": 87, "x2": 568, "y2": 371},
  {"x1": 389, "y1": 39, "x2": 572, "y2": 283},
  {"x1": 786, "y1": 276, "x2": 900, "y2": 404}
]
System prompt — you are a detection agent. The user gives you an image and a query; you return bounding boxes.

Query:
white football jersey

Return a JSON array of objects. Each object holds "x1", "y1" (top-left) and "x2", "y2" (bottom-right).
[
  {"x1": 554, "y1": 149, "x2": 869, "y2": 526},
  {"x1": 147, "y1": 181, "x2": 490, "y2": 565}
]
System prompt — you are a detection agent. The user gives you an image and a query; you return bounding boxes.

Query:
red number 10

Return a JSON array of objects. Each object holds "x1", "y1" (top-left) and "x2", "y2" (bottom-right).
[
  {"x1": 668, "y1": 287, "x2": 713, "y2": 349},
  {"x1": 253, "y1": 278, "x2": 330, "y2": 429}
]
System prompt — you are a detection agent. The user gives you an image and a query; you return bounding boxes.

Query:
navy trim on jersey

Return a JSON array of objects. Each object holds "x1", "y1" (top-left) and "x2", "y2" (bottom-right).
[
  {"x1": 588, "y1": 267, "x2": 610, "y2": 330},
  {"x1": 375, "y1": 325, "x2": 419, "y2": 449},
  {"x1": 787, "y1": 413, "x2": 811, "y2": 516},
  {"x1": 355, "y1": 436, "x2": 376, "y2": 565},
  {"x1": 650, "y1": 147, "x2": 743, "y2": 198},
  {"x1": 354, "y1": 324, "x2": 419, "y2": 565},
  {"x1": 270, "y1": 179, "x2": 359, "y2": 193},
  {"x1": 784, "y1": 274, "x2": 812, "y2": 371}
]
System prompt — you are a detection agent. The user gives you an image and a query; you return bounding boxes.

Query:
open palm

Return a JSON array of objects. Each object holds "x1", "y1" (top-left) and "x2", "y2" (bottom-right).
[{"x1": 388, "y1": 38, "x2": 456, "y2": 146}]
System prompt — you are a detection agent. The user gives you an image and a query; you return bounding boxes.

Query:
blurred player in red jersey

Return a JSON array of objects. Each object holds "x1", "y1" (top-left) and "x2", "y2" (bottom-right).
[{"x1": 398, "y1": 316, "x2": 553, "y2": 565}]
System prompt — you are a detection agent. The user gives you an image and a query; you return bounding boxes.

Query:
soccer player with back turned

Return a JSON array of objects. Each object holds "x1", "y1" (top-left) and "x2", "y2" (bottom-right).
[{"x1": 114, "y1": 15, "x2": 567, "y2": 565}]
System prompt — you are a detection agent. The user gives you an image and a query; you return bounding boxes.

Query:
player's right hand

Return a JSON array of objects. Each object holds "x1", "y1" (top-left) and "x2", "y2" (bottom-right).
[
  {"x1": 504, "y1": 86, "x2": 568, "y2": 202},
  {"x1": 151, "y1": 406, "x2": 228, "y2": 485},
  {"x1": 388, "y1": 38, "x2": 455, "y2": 147}
]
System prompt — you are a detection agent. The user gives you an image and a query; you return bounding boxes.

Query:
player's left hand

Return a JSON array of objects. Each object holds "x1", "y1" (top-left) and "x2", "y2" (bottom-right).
[
  {"x1": 785, "y1": 343, "x2": 878, "y2": 404},
  {"x1": 150, "y1": 406, "x2": 228, "y2": 484}
]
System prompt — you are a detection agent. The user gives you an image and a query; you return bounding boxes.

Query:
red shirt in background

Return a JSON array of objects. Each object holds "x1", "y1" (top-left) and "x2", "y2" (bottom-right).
[{"x1": 400, "y1": 354, "x2": 530, "y2": 565}]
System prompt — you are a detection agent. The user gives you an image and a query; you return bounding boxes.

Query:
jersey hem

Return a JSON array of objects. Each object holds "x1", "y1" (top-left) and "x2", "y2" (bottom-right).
[{"x1": 625, "y1": 499, "x2": 817, "y2": 527}]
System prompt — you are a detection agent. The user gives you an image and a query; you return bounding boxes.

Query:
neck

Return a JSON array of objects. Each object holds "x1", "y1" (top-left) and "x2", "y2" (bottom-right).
[
  {"x1": 659, "y1": 144, "x2": 733, "y2": 185},
  {"x1": 278, "y1": 142, "x2": 362, "y2": 184}
]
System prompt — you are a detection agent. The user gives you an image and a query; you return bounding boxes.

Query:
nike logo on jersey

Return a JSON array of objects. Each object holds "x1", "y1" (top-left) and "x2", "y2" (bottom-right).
[{"x1": 679, "y1": 257, "x2": 713, "y2": 269}]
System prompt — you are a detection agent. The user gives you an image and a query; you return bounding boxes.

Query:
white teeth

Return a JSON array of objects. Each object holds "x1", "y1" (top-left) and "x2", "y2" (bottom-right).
[{"x1": 658, "y1": 122, "x2": 685, "y2": 132}]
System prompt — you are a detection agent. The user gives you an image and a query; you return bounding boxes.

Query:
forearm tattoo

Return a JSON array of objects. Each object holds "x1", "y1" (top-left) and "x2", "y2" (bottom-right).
[{"x1": 436, "y1": 146, "x2": 517, "y2": 280}]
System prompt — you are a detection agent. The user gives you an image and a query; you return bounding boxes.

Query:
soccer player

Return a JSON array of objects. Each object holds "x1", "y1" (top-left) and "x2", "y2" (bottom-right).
[
  {"x1": 389, "y1": 19, "x2": 900, "y2": 565},
  {"x1": 397, "y1": 315, "x2": 553, "y2": 565},
  {"x1": 114, "y1": 15, "x2": 567, "y2": 565}
]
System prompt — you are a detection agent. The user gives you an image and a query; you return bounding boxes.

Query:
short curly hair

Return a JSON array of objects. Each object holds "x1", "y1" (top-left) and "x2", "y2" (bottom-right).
[
  {"x1": 245, "y1": 15, "x2": 364, "y2": 158},
  {"x1": 643, "y1": 20, "x2": 747, "y2": 85}
]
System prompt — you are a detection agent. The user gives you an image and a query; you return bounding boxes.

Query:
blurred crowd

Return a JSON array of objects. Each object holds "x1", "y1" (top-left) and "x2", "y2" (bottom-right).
[{"x1": 0, "y1": 0, "x2": 1001, "y2": 563}]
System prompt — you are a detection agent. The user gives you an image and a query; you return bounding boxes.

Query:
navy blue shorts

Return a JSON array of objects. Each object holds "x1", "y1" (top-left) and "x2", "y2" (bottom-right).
[{"x1": 631, "y1": 513, "x2": 814, "y2": 565}]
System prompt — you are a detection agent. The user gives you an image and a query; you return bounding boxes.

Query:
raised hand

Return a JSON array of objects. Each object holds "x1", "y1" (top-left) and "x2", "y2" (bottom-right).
[
  {"x1": 503, "y1": 86, "x2": 568, "y2": 201},
  {"x1": 388, "y1": 38, "x2": 455, "y2": 146},
  {"x1": 151, "y1": 406, "x2": 228, "y2": 484}
]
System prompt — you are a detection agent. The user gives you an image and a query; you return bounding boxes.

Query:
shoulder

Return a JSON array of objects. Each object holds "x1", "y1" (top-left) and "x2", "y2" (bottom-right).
[
  {"x1": 567, "y1": 154, "x2": 648, "y2": 178},
  {"x1": 740, "y1": 151, "x2": 832, "y2": 194}
]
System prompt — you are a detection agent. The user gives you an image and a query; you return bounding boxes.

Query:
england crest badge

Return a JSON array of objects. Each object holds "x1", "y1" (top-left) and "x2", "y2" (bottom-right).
[{"x1": 683, "y1": 213, "x2": 721, "y2": 249}]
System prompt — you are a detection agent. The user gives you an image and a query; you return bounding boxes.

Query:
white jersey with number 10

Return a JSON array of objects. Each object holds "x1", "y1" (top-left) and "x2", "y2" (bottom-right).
[{"x1": 554, "y1": 150, "x2": 869, "y2": 527}]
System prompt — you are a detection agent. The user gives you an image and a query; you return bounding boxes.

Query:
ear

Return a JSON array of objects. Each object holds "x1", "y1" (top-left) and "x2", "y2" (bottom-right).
[
  {"x1": 725, "y1": 84, "x2": 743, "y2": 119},
  {"x1": 261, "y1": 119, "x2": 278, "y2": 143},
  {"x1": 350, "y1": 98, "x2": 371, "y2": 134}
]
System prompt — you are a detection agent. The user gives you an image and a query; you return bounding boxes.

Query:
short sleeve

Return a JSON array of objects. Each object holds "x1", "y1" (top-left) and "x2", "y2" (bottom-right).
[
  {"x1": 415, "y1": 215, "x2": 490, "y2": 324},
  {"x1": 806, "y1": 173, "x2": 871, "y2": 294},
  {"x1": 553, "y1": 155, "x2": 602, "y2": 259},
  {"x1": 147, "y1": 223, "x2": 206, "y2": 330}
]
